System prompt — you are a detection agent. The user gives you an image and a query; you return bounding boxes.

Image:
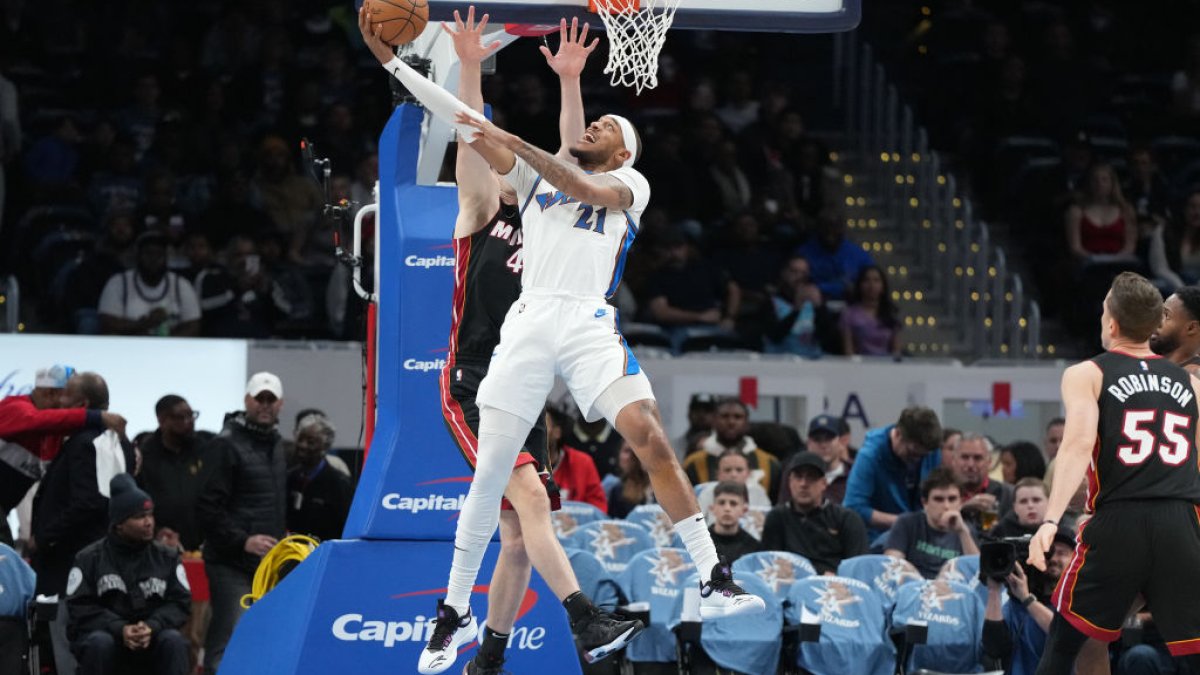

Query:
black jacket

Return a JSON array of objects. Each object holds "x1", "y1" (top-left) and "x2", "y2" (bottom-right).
[
  {"x1": 761, "y1": 501, "x2": 869, "y2": 575},
  {"x1": 67, "y1": 533, "x2": 191, "y2": 641},
  {"x1": 138, "y1": 431, "x2": 210, "y2": 551},
  {"x1": 197, "y1": 412, "x2": 286, "y2": 573},
  {"x1": 286, "y1": 461, "x2": 353, "y2": 542},
  {"x1": 32, "y1": 429, "x2": 135, "y2": 595}
]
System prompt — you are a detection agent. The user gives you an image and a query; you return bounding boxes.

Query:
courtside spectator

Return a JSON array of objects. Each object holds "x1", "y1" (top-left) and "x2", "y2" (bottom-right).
[
  {"x1": 606, "y1": 442, "x2": 655, "y2": 519},
  {"x1": 708, "y1": 482, "x2": 761, "y2": 563},
  {"x1": 802, "y1": 415, "x2": 852, "y2": 505},
  {"x1": 990, "y1": 477, "x2": 1049, "y2": 539},
  {"x1": 762, "y1": 451, "x2": 867, "y2": 574},
  {"x1": 698, "y1": 450, "x2": 773, "y2": 517},
  {"x1": 197, "y1": 372, "x2": 287, "y2": 675},
  {"x1": 97, "y1": 231, "x2": 201, "y2": 337},
  {"x1": 844, "y1": 406, "x2": 943, "y2": 537},
  {"x1": 796, "y1": 210, "x2": 875, "y2": 302},
  {"x1": 543, "y1": 405, "x2": 606, "y2": 512},
  {"x1": 286, "y1": 411, "x2": 352, "y2": 542},
  {"x1": 998, "y1": 441, "x2": 1046, "y2": 485},
  {"x1": 884, "y1": 468, "x2": 979, "y2": 578},
  {"x1": 684, "y1": 398, "x2": 781, "y2": 497},
  {"x1": 282, "y1": 408, "x2": 350, "y2": 476},
  {"x1": 138, "y1": 395, "x2": 207, "y2": 552},
  {"x1": 68, "y1": 475, "x2": 190, "y2": 675},
  {"x1": 950, "y1": 433, "x2": 1014, "y2": 533},
  {"x1": 1043, "y1": 418, "x2": 1064, "y2": 462},
  {"x1": 670, "y1": 394, "x2": 716, "y2": 463},
  {"x1": 840, "y1": 265, "x2": 901, "y2": 356}
]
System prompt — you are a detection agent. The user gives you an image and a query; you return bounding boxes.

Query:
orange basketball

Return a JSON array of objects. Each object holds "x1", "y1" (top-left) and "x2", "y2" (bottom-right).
[{"x1": 367, "y1": 0, "x2": 430, "y2": 47}]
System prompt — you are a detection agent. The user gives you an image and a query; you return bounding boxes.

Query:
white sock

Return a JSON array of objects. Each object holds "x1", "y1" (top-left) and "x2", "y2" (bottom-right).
[
  {"x1": 444, "y1": 407, "x2": 534, "y2": 614},
  {"x1": 673, "y1": 513, "x2": 720, "y2": 584}
]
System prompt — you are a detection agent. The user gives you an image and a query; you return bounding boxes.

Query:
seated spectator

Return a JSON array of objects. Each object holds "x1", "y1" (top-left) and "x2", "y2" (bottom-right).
[
  {"x1": 643, "y1": 226, "x2": 741, "y2": 354},
  {"x1": 884, "y1": 468, "x2": 980, "y2": 578},
  {"x1": 204, "y1": 236, "x2": 287, "y2": 338},
  {"x1": 606, "y1": 441, "x2": 655, "y2": 519},
  {"x1": 1126, "y1": 146, "x2": 1173, "y2": 224},
  {"x1": 68, "y1": 475, "x2": 191, "y2": 675},
  {"x1": 1172, "y1": 34, "x2": 1200, "y2": 118},
  {"x1": 138, "y1": 395, "x2": 207, "y2": 552},
  {"x1": 1043, "y1": 418, "x2": 1065, "y2": 462},
  {"x1": 712, "y1": 213, "x2": 783, "y2": 335},
  {"x1": 670, "y1": 393, "x2": 716, "y2": 463},
  {"x1": 1177, "y1": 190, "x2": 1200, "y2": 281},
  {"x1": 250, "y1": 135, "x2": 322, "y2": 264},
  {"x1": 286, "y1": 412, "x2": 352, "y2": 542},
  {"x1": 761, "y1": 451, "x2": 868, "y2": 574},
  {"x1": 942, "y1": 428, "x2": 963, "y2": 457},
  {"x1": 683, "y1": 398, "x2": 781, "y2": 497},
  {"x1": 697, "y1": 450, "x2": 773, "y2": 516},
  {"x1": 982, "y1": 528, "x2": 1109, "y2": 675},
  {"x1": 201, "y1": 168, "x2": 275, "y2": 251},
  {"x1": 839, "y1": 265, "x2": 900, "y2": 356},
  {"x1": 990, "y1": 478, "x2": 1048, "y2": 539},
  {"x1": 950, "y1": 433, "x2": 1014, "y2": 533},
  {"x1": 707, "y1": 481, "x2": 761, "y2": 564},
  {"x1": 700, "y1": 140, "x2": 753, "y2": 218},
  {"x1": 97, "y1": 231, "x2": 201, "y2": 337},
  {"x1": 0, "y1": 541, "x2": 35, "y2": 673},
  {"x1": 87, "y1": 134, "x2": 143, "y2": 215},
  {"x1": 801, "y1": 414, "x2": 852, "y2": 505},
  {"x1": 762, "y1": 254, "x2": 829, "y2": 358},
  {"x1": 1064, "y1": 163, "x2": 1137, "y2": 262},
  {"x1": 544, "y1": 406, "x2": 606, "y2": 512},
  {"x1": 182, "y1": 231, "x2": 237, "y2": 336},
  {"x1": 844, "y1": 406, "x2": 943, "y2": 538},
  {"x1": 281, "y1": 408, "x2": 351, "y2": 476},
  {"x1": 796, "y1": 210, "x2": 874, "y2": 302},
  {"x1": 999, "y1": 441, "x2": 1047, "y2": 485},
  {"x1": 255, "y1": 230, "x2": 314, "y2": 324}
]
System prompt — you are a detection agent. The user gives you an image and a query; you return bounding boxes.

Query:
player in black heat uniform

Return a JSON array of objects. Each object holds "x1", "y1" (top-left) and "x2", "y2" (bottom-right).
[{"x1": 1029, "y1": 272, "x2": 1200, "y2": 674}]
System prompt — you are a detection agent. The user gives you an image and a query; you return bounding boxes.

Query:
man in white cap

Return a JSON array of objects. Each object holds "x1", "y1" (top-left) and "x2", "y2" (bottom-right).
[
  {"x1": 0, "y1": 365, "x2": 126, "y2": 546},
  {"x1": 196, "y1": 371, "x2": 286, "y2": 675}
]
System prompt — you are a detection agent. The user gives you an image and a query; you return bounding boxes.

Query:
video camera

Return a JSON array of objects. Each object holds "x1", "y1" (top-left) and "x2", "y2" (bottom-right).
[{"x1": 979, "y1": 534, "x2": 1051, "y2": 598}]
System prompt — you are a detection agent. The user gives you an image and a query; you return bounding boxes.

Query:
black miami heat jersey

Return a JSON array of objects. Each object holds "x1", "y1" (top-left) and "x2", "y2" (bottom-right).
[
  {"x1": 1090, "y1": 351, "x2": 1200, "y2": 510},
  {"x1": 447, "y1": 202, "x2": 523, "y2": 360}
]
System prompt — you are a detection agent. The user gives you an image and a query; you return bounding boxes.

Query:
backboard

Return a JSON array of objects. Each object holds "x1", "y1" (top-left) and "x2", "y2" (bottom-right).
[{"x1": 426, "y1": 0, "x2": 861, "y2": 33}]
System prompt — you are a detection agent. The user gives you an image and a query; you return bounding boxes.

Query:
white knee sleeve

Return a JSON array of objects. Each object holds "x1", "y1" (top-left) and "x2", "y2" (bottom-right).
[
  {"x1": 589, "y1": 372, "x2": 656, "y2": 424},
  {"x1": 445, "y1": 406, "x2": 536, "y2": 612}
]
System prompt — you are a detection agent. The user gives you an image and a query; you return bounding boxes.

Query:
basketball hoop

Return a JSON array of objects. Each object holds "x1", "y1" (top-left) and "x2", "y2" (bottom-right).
[{"x1": 589, "y1": 0, "x2": 681, "y2": 94}]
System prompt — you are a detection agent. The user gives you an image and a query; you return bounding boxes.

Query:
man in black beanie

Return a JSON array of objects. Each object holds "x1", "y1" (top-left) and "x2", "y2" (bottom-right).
[{"x1": 67, "y1": 473, "x2": 191, "y2": 675}]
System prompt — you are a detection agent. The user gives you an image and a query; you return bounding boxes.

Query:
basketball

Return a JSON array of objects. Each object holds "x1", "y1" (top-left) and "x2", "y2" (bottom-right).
[{"x1": 366, "y1": 0, "x2": 429, "y2": 46}]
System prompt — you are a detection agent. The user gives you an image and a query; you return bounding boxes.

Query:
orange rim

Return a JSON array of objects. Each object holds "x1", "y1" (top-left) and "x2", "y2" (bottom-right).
[{"x1": 588, "y1": 0, "x2": 641, "y2": 13}]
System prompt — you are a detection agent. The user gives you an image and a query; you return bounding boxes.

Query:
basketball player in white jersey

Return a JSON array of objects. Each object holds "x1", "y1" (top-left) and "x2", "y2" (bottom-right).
[{"x1": 413, "y1": 28, "x2": 765, "y2": 667}]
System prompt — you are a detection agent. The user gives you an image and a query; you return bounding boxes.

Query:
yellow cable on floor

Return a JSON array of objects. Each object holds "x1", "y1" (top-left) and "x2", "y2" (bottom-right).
[{"x1": 240, "y1": 535, "x2": 321, "y2": 609}]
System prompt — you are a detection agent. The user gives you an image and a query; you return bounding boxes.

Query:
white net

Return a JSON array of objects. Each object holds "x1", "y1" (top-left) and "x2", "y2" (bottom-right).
[{"x1": 593, "y1": 0, "x2": 681, "y2": 94}]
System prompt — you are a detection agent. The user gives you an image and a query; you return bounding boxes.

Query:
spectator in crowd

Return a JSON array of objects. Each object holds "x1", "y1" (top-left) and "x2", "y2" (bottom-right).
[
  {"x1": 137, "y1": 395, "x2": 207, "y2": 552},
  {"x1": 197, "y1": 372, "x2": 287, "y2": 675},
  {"x1": 562, "y1": 404, "x2": 624, "y2": 481},
  {"x1": 68, "y1": 474, "x2": 190, "y2": 675},
  {"x1": 998, "y1": 441, "x2": 1046, "y2": 485},
  {"x1": 1065, "y1": 163, "x2": 1137, "y2": 261},
  {"x1": 200, "y1": 168, "x2": 275, "y2": 250},
  {"x1": 700, "y1": 140, "x2": 753, "y2": 218},
  {"x1": 204, "y1": 235, "x2": 289, "y2": 338},
  {"x1": 643, "y1": 225, "x2": 742, "y2": 354},
  {"x1": 1042, "y1": 418, "x2": 1065, "y2": 462},
  {"x1": 942, "y1": 428, "x2": 963, "y2": 458},
  {"x1": 884, "y1": 468, "x2": 979, "y2": 579},
  {"x1": 683, "y1": 398, "x2": 781, "y2": 497},
  {"x1": 801, "y1": 415, "x2": 852, "y2": 505},
  {"x1": 97, "y1": 231, "x2": 201, "y2": 337},
  {"x1": 762, "y1": 254, "x2": 828, "y2": 357},
  {"x1": 990, "y1": 477, "x2": 1048, "y2": 539},
  {"x1": 0, "y1": 541, "x2": 35, "y2": 672},
  {"x1": 282, "y1": 408, "x2": 351, "y2": 476},
  {"x1": 1177, "y1": 190, "x2": 1200, "y2": 281},
  {"x1": 182, "y1": 231, "x2": 238, "y2": 337},
  {"x1": 544, "y1": 406, "x2": 606, "y2": 512},
  {"x1": 796, "y1": 210, "x2": 875, "y2": 302},
  {"x1": 713, "y1": 213, "x2": 783, "y2": 339},
  {"x1": 1126, "y1": 146, "x2": 1174, "y2": 224},
  {"x1": 87, "y1": 134, "x2": 143, "y2": 216},
  {"x1": 761, "y1": 451, "x2": 868, "y2": 574},
  {"x1": 981, "y1": 529, "x2": 1112, "y2": 675},
  {"x1": 32, "y1": 372, "x2": 135, "y2": 597},
  {"x1": 0, "y1": 365, "x2": 125, "y2": 546},
  {"x1": 606, "y1": 441, "x2": 655, "y2": 519},
  {"x1": 844, "y1": 406, "x2": 943, "y2": 538},
  {"x1": 286, "y1": 411, "x2": 352, "y2": 542},
  {"x1": 840, "y1": 265, "x2": 901, "y2": 357},
  {"x1": 698, "y1": 450, "x2": 772, "y2": 516},
  {"x1": 951, "y1": 433, "x2": 1014, "y2": 533},
  {"x1": 250, "y1": 135, "x2": 322, "y2": 264},
  {"x1": 707, "y1": 481, "x2": 761, "y2": 564},
  {"x1": 671, "y1": 394, "x2": 717, "y2": 463},
  {"x1": 1172, "y1": 34, "x2": 1200, "y2": 118}
]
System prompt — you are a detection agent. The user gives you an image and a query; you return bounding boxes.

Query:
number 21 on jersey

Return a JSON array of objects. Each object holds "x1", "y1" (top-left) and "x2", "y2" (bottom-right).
[
  {"x1": 574, "y1": 205, "x2": 607, "y2": 234},
  {"x1": 1117, "y1": 409, "x2": 1192, "y2": 466}
]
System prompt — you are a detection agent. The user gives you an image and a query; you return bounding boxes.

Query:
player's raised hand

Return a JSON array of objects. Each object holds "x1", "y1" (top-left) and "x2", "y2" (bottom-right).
[
  {"x1": 442, "y1": 6, "x2": 503, "y2": 64},
  {"x1": 1026, "y1": 521, "x2": 1056, "y2": 571},
  {"x1": 455, "y1": 110, "x2": 519, "y2": 148},
  {"x1": 540, "y1": 17, "x2": 599, "y2": 79},
  {"x1": 358, "y1": 1, "x2": 398, "y2": 66}
]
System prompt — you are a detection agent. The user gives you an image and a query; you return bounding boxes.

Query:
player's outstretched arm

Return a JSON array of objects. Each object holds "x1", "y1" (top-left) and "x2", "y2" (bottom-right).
[
  {"x1": 1028, "y1": 362, "x2": 1100, "y2": 570},
  {"x1": 444, "y1": 8, "x2": 504, "y2": 235},
  {"x1": 540, "y1": 18, "x2": 598, "y2": 161},
  {"x1": 457, "y1": 113, "x2": 635, "y2": 210}
]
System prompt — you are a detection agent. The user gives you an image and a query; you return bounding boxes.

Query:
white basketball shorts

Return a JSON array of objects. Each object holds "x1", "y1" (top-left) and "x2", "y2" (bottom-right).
[{"x1": 475, "y1": 289, "x2": 654, "y2": 424}]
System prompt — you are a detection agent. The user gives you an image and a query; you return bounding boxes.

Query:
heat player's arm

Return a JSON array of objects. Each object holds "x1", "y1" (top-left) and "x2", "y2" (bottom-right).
[
  {"x1": 1044, "y1": 362, "x2": 1102, "y2": 524},
  {"x1": 454, "y1": 42, "x2": 498, "y2": 237}
]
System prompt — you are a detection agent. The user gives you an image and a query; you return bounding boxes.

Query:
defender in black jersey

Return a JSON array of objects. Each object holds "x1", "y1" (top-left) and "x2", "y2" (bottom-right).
[{"x1": 1030, "y1": 273, "x2": 1200, "y2": 674}]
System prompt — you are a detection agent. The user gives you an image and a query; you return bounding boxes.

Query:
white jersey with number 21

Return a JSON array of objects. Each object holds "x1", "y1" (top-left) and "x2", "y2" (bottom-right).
[{"x1": 502, "y1": 156, "x2": 651, "y2": 299}]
